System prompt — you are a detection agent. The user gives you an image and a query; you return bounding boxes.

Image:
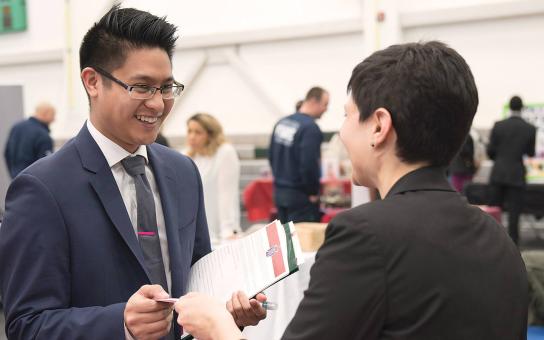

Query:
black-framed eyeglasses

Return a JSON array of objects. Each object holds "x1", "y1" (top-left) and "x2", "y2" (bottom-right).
[{"x1": 93, "y1": 66, "x2": 184, "y2": 100}]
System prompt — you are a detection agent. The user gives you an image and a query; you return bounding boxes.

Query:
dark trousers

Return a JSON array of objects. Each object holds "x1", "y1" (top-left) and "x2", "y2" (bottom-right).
[
  {"x1": 274, "y1": 187, "x2": 321, "y2": 224},
  {"x1": 277, "y1": 202, "x2": 321, "y2": 224},
  {"x1": 489, "y1": 184, "x2": 525, "y2": 245}
]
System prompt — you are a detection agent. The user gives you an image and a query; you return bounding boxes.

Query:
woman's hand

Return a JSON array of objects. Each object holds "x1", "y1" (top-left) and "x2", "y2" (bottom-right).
[
  {"x1": 175, "y1": 292, "x2": 243, "y2": 340},
  {"x1": 227, "y1": 291, "x2": 267, "y2": 327}
]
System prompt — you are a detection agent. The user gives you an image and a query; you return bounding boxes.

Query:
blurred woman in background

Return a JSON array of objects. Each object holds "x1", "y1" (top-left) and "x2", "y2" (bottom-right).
[{"x1": 185, "y1": 113, "x2": 241, "y2": 242}]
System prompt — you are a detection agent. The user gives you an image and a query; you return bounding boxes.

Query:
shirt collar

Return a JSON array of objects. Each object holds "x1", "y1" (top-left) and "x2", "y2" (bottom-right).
[
  {"x1": 384, "y1": 166, "x2": 454, "y2": 199},
  {"x1": 86, "y1": 120, "x2": 148, "y2": 168}
]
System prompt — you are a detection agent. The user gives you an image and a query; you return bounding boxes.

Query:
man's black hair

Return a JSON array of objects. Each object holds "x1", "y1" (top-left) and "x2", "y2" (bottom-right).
[
  {"x1": 347, "y1": 41, "x2": 479, "y2": 167},
  {"x1": 509, "y1": 96, "x2": 523, "y2": 112},
  {"x1": 79, "y1": 4, "x2": 178, "y2": 72}
]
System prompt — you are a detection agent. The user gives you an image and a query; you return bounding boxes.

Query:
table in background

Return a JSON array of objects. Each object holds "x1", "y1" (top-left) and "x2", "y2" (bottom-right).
[
  {"x1": 466, "y1": 183, "x2": 544, "y2": 239},
  {"x1": 465, "y1": 183, "x2": 544, "y2": 216},
  {"x1": 243, "y1": 178, "x2": 351, "y2": 222}
]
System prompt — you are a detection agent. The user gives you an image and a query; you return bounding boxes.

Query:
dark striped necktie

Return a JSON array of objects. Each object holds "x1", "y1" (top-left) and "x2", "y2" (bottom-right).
[{"x1": 121, "y1": 155, "x2": 169, "y2": 292}]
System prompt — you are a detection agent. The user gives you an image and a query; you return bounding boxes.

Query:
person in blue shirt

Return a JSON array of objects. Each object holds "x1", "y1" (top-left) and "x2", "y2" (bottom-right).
[
  {"x1": 4, "y1": 102, "x2": 55, "y2": 178},
  {"x1": 268, "y1": 86, "x2": 329, "y2": 223}
]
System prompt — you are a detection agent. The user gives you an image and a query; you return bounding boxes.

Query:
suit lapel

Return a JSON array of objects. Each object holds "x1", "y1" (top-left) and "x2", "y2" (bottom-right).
[
  {"x1": 147, "y1": 145, "x2": 184, "y2": 296},
  {"x1": 74, "y1": 125, "x2": 149, "y2": 280}
]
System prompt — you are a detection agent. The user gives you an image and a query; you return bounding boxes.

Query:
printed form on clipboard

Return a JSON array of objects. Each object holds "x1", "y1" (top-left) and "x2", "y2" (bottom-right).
[{"x1": 181, "y1": 220, "x2": 304, "y2": 340}]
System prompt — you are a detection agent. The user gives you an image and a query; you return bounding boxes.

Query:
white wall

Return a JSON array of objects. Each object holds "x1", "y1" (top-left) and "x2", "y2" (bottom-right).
[
  {"x1": 0, "y1": 0, "x2": 64, "y2": 53},
  {"x1": 0, "y1": 0, "x2": 65, "y2": 130},
  {"x1": 122, "y1": 0, "x2": 361, "y2": 35},
  {"x1": 0, "y1": 61, "x2": 64, "y2": 132},
  {"x1": 1, "y1": 0, "x2": 543, "y2": 141},
  {"x1": 124, "y1": 0, "x2": 364, "y2": 136},
  {"x1": 399, "y1": 0, "x2": 514, "y2": 11},
  {"x1": 404, "y1": 13, "x2": 544, "y2": 129},
  {"x1": 0, "y1": 0, "x2": 113, "y2": 139},
  {"x1": 164, "y1": 33, "x2": 364, "y2": 136}
]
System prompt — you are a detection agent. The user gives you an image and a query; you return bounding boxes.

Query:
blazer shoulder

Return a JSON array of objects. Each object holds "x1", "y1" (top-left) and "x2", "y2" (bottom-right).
[
  {"x1": 330, "y1": 199, "x2": 392, "y2": 234},
  {"x1": 149, "y1": 143, "x2": 199, "y2": 173},
  {"x1": 331, "y1": 196, "x2": 426, "y2": 241},
  {"x1": 150, "y1": 143, "x2": 184, "y2": 158}
]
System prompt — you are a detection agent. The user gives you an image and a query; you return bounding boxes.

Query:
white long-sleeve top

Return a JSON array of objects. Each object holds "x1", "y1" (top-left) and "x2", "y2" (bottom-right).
[{"x1": 189, "y1": 143, "x2": 241, "y2": 242}]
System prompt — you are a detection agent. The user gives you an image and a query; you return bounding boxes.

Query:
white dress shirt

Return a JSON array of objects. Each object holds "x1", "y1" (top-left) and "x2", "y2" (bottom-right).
[{"x1": 86, "y1": 120, "x2": 171, "y2": 291}]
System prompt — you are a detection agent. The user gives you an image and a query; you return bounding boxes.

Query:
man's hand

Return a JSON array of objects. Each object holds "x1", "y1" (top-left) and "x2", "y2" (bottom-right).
[
  {"x1": 124, "y1": 285, "x2": 173, "y2": 340},
  {"x1": 227, "y1": 291, "x2": 267, "y2": 327}
]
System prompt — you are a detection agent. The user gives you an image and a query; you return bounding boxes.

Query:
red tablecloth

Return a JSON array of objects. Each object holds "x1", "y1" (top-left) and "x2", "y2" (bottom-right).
[
  {"x1": 243, "y1": 178, "x2": 351, "y2": 222},
  {"x1": 243, "y1": 179, "x2": 276, "y2": 221}
]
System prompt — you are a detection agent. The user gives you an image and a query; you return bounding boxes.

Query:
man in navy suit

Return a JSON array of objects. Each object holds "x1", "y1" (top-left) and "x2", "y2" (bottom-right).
[{"x1": 0, "y1": 6, "x2": 264, "y2": 339}]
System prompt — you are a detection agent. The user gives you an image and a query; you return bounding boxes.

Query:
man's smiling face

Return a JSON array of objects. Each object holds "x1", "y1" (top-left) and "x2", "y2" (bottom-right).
[{"x1": 90, "y1": 47, "x2": 175, "y2": 153}]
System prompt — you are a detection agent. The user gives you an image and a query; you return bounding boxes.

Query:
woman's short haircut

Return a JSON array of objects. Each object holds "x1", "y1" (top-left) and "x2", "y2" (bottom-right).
[
  {"x1": 186, "y1": 113, "x2": 226, "y2": 157},
  {"x1": 79, "y1": 4, "x2": 178, "y2": 73},
  {"x1": 348, "y1": 41, "x2": 479, "y2": 167}
]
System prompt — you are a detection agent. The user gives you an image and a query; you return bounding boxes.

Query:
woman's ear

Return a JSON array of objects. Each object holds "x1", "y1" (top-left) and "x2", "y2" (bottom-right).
[
  {"x1": 371, "y1": 108, "x2": 394, "y2": 147},
  {"x1": 81, "y1": 67, "x2": 100, "y2": 98}
]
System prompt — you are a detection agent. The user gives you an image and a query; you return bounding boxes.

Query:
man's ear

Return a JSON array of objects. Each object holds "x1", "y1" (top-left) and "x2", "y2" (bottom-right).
[
  {"x1": 81, "y1": 67, "x2": 100, "y2": 98},
  {"x1": 371, "y1": 108, "x2": 394, "y2": 147}
]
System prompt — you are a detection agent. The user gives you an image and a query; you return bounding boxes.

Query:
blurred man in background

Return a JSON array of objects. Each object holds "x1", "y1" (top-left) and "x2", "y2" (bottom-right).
[
  {"x1": 3, "y1": 102, "x2": 55, "y2": 178},
  {"x1": 487, "y1": 95, "x2": 536, "y2": 245},
  {"x1": 269, "y1": 86, "x2": 329, "y2": 223}
]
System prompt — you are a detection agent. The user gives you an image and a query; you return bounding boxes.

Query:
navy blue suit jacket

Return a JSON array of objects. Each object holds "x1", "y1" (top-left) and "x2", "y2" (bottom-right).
[{"x1": 0, "y1": 125, "x2": 211, "y2": 339}]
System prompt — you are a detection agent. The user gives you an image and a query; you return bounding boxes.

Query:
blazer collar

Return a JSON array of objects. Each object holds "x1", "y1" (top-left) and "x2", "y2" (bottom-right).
[
  {"x1": 74, "y1": 123, "x2": 109, "y2": 174},
  {"x1": 385, "y1": 166, "x2": 454, "y2": 199},
  {"x1": 74, "y1": 124, "x2": 149, "y2": 280},
  {"x1": 75, "y1": 125, "x2": 185, "y2": 295},
  {"x1": 86, "y1": 120, "x2": 148, "y2": 167}
]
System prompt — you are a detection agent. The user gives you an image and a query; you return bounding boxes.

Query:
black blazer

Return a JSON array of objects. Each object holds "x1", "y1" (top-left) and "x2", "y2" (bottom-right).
[
  {"x1": 487, "y1": 116, "x2": 536, "y2": 186},
  {"x1": 283, "y1": 167, "x2": 528, "y2": 340}
]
